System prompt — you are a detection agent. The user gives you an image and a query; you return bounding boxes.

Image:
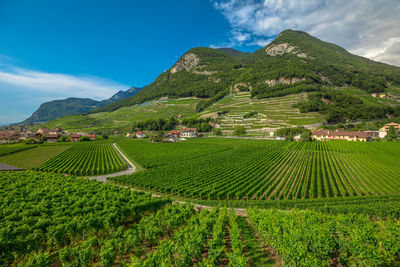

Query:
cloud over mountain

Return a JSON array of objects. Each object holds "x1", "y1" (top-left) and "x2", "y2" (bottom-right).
[{"x1": 213, "y1": 0, "x2": 400, "y2": 66}]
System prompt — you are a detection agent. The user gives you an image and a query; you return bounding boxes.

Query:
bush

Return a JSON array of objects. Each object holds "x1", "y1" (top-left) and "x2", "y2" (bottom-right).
[
  {"x1": 213, "y1": 128, "x2": 222, "y2": 136},
  {"x1": 233, "y1": 126, "x2": 246, "y2": 136}
]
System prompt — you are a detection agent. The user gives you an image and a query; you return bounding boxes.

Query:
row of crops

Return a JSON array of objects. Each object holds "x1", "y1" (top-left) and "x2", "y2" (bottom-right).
[
  {"x1": 2, "y1": 171, "x2": 400, "y2": 266},
  {"x1": 0, "y1": 171, "x2": 256, "y2": 266},
  {"x1": 34, "y1": 143, "x2": 127, "y2": 176},
  {"x1": 112, "y1": 139, "x2": 400, "y2": 200}
]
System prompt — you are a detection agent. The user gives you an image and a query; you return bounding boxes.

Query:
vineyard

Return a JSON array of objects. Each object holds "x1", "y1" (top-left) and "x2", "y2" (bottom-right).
[
  {"x1": 34, "y1": 142, "x2": 127, "y2": 176},
  {"x1": 111, "y1": 139, "x2": 400, "y2": 200},
  {"x1": 1, "y1": 171, "x2": 400, "y2": 266}
]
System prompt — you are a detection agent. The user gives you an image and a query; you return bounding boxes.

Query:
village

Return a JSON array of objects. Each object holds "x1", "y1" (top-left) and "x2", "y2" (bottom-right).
[
  {"x1": 0, "y1": 127, "x2": 97, "y2": 144},
  {"x1": 0, "y1": 122, "x2": 399, "y2": 144}
]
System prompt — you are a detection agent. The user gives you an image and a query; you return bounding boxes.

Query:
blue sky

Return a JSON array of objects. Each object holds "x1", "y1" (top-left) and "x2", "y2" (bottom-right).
[{"x1": 1, "y1": 0, "x2": 399, "y2": 125}]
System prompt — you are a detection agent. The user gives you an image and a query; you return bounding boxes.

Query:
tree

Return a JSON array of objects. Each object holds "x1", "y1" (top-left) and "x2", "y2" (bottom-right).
[
  {"x1": 81, "y1": 136, "x2": 91, "y2": 142},
  {"x1": 58, "y1": 136, "x2": 71, "y2": 142},
  {"x1": 199, "y1": 122, "x2": 211, "y2": 132},
  {"x1": 213, "y1": 128, "x2": 222, "y2": 136},
  {"x1": 386, "y1": 125, "x2": 397, "y2": 141},
  {"x1": 102, "y1": 134, "x2": 109, "y2": 140},
  {"x1": 233, "y1": 126, "x2": 246, "y2": 136},
  {"x1": 40, "y1": 135, "x2": 47, "y2": 143},
  {"x1": 300, "y1": 131, "x2": 312, "y2": 141}
]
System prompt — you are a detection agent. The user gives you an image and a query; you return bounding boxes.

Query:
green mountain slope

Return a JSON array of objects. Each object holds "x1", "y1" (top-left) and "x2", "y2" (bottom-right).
[{"x1": 92, "y1": 29, "x2": 400, "y2": 114}]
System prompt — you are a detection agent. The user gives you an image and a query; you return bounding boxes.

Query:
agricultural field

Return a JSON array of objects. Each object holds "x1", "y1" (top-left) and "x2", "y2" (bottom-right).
[
  {"x1": 39, "y1": 97, "x2": 202, "y2": 132},
  {"x1": 34, "y1": 142, "x2": 127, "y2": 176},
  {"x1": 0, "y1": 145, "x2": 70, "y2": 169},
  {"x1": 200, "y1": 92, "x2": 324, "y2": 134},
  {"x1": 111, "y1": 138, "x2": 400, "y2": 200},
  {"x1": 0, "y1": 144, "x2": 37, "y2": 157},
  {"x1": 2, "y1": 171, "x2": 400, "y2": 266}
]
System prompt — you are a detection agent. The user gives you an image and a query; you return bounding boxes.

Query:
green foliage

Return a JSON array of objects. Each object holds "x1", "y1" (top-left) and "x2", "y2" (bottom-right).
[
  {"x1": 297, "y1": 89, "x2": 398, "y2": 123},
  {"x1": 58, "y1": 135, "x2": 71, "y2": 142},
  {"x1": 233, "y1": 126, "x2": 247, "y2": 136},
  {"x1": 181, "y1": 117, "x2": 213, "y2": 132},
  {"x1": 80, "y1": 136, "x2": 91, "y2": 141},
  {"x1": 212, "y1": 128, "x2": 223, "y2": 136},
  {"x1": 34, "y1": 143, "x2": 126, "y2": 176},
  {"x1": 132, "y1": 117, "x2": 178, "y2": 131},
  {"x1": 0, "y1": 171, "x2": 170, "y2": 265},
  {"x1": 275, "y1": 126, "x2": 309, "y2": 137},
  {"x1": 386, "y1": 125, "x2": 398, "y2": 141},
  {"x1": 248, "y1": 208, "x2": 400, "y2": 266},
  {"x1": 300, "y1": 131, "x2": 312, "y2": 141},
  {"x1": 243, "y1": 111, "x2": 258, "y2": 118}
]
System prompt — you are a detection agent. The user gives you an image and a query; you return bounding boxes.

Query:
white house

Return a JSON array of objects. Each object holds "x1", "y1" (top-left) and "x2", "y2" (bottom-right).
[{"x1": 181, "y1": 128, "x2": 198, "y2": 138}]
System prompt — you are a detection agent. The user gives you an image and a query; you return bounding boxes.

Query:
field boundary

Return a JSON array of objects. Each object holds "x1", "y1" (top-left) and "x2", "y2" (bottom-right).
[{"x1": 86, "y1": 143, "x2": 136, "y2": 182}]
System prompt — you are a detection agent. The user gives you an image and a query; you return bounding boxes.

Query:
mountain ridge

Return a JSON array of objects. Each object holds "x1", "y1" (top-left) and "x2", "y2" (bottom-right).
[{"x1": 21, "y1": 86, "x2": 144, "y2": 125}]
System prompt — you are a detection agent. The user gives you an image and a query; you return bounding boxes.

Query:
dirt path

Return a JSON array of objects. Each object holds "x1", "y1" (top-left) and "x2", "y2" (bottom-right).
[
  {"x1": 86, "y1": 143, "x2": 136, "y2": 183},
  {"x1": 85, "y1": 143, "x2": 249, "y2": 216}
]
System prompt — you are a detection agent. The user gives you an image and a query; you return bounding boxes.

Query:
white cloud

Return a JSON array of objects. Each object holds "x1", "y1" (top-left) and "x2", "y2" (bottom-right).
[
  {"x1": 213, "y1": 0, "x2": 400, "y2": 66},
  {"x1": 0, "y1": 66, "x2": 127, "y2": 100},
  {"x1": 0, "y1": 60, "x2": 128, "y2": 124}
]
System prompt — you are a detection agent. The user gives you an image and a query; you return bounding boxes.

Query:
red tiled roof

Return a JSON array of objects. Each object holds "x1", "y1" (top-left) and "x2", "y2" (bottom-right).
[
  {"x1": 170, "y1": 131, "x2": 181, "y2": 134},
  {"x1": 182, "y1": 128, "x2": 197, "y2": 132},
  {"x1": 136, "y1": 131, "x2": 144, "y2": 134},
  {"x1": 46, "y1": 134, "x2": 59, "y2": 138}
]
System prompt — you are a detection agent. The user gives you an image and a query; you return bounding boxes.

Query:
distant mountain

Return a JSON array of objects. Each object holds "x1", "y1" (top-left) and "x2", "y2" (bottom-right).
[
  {"x1": 22, "y1": 86, "x2": 144, "y2": 124},
  {"x1": 91, "y1": 29, "x2": 400, "y2": 114}
]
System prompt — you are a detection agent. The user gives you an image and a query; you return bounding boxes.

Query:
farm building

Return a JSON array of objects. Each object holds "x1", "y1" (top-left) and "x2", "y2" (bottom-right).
[
  {"x1": 379, "y1": 123, "x2": 400, "y2": 138},
  {"x1": 312, "y1": 129, "x2": 378, "y2": 141},
  {"x1": 46, "y1": 134, "x2": 60, "y2": 143},
  {"x1": 136, "y1": 131, "x2": 147, "y2": 138},
  {"x1": 87, "y1": 134, "x2": 96, "y2": 141},
  {"x1": 181, "y1": 128, "x2": 198, "y2": 138},
  {"x1": 71, "y1": 134, "x2": 82, "y2": 142},
  {"x1": 169, "y1": 130, "x2": 181, "y2": 138}
]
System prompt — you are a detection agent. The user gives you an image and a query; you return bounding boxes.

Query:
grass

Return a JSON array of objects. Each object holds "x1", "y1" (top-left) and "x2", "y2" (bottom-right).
[
  {"x1": 0, "y1": 145, "x2": 70, "y2": 169},
  {"x1": 39, "y1": 97, "x2": 202, "y2": 132}
]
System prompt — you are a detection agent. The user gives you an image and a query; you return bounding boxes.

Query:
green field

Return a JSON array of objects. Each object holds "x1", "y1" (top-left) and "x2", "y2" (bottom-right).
[
  {"x1": 0, "y1": 144, "x2": 37, "y2": 157},
  {"x1": 0, "y1": 145, "x2": 70, "y2": 169},
  {"x1": 34, "y1": 142, "x2": 127, "y2": 176},
  {"x1": 39, "y1": 97, "x2": 202, "y2": 132},
  {"x1": 111, "y1": 138, "x2": 400, "y2": 200}
]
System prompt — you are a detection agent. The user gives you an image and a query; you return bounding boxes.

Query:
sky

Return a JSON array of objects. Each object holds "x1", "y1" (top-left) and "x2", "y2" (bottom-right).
[{"x1": 0, "y1": 0, "x2": 399, "y2": 125}]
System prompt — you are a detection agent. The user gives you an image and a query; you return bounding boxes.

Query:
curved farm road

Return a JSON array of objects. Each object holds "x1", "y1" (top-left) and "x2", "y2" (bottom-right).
[
  {"x1": 86, "y1": 143, "x2": 248, "y2": 216},
  {"x1": 86, "y1": 143, "x2": 136, "y2": 183}
]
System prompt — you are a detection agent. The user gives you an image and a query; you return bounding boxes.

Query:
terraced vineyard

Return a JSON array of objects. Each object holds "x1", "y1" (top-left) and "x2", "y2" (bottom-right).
[
  {"x1": 34, "y1": 142, "x2": 126, "y2": 176},
  {"x1": 111, "y1": 139, "x2": 400, "y2": 200},
  {"x1": 200, "y1": 92, "x2": 324, "y2": 135}
]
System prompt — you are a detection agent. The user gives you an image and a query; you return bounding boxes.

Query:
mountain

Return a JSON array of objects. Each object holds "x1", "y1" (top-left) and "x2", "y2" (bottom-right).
[
  {"x1": 91, "y1": 30, "x2": 400, "y2": 115},
  {"x1": 216, "y1": 48, "x2": 250, "y2": 58},
  {"x1": 22, "y1": 86, "x2": 144, "y2": 124}
]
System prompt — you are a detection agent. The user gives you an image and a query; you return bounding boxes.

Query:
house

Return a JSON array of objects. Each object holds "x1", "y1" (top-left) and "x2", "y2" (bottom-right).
[
  {"x1": 169, "y1": 130, "x2": 181, "y2": 138},
  {"x1": 181, "y1": 128, "x2": 198, "y2": 138},
  {"x1": 379, "y1": 123, "x2": 400, "y2": 138},
  {"x1": 71, "y1": 134, "x2": 82, "y2": 142},
  {"x1": 371, "y1": 93, "x2": 387, "y2": 98},
  {"x1": 87, "y1": 134, "x2": 96, "y2": 141},
  {"x1": 312, "y1": 129, "x2": 377, "y2": 141},
  {"x1": 46, "y1": 134, "x2": 60, "y2": 143},
  {"x1": 126, "y1": 132, "x2": 134, "y2": 137},
  {"x1": 136, "y1": 131, "x2": 147, "y2": 138}
]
